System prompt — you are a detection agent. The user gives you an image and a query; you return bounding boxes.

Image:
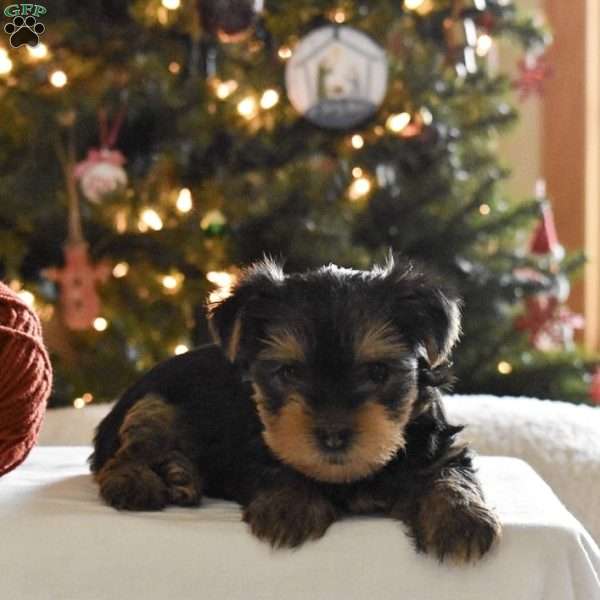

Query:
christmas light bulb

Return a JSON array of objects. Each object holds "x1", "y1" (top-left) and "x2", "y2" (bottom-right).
[
  {"x1": 50, "y1": 70, "x2": 68, "y2": 87},
  {"x1": 174, "y1": 344, "x2": 189, "y2": 355},
  {"x1": 93, "y1": 317, "x2": 108, "y2": 332},
  {"x1": 237, "y1": 96, "x2": 258, "y2": 119},
  {"x1": 404, "y1": 0, "x2": 424, "y2": 9},
  {"x1": 215, "y1": 80, "x2": 238, "y2": 99},
  {"x1": 169, "y1": 61, "x2": 181, "y2": 74},
  {"x1": 476, "y1": 34, "x2": 493, "y2": 57},
  {"x1": 162, "y1": 0, "x2": 180, "y2": 9},
  {"x1": 479, "y1": 204, "x2": 491, "y2": 215},
  {"x1": 0, "y1": 51, "x2": 13, "y2": 75},
  {"x1": 82, "y1": 393, "x2": 94, "y2": 404},
  {"x1": 206, "y1": 271, "x2": 234, "y2": 288},
  {"x1": 113, "y1": 262, "x2": 130, "y2": 278},
  {"x1": 278, "y1": 46, "x2": 292, "y2": 60},
  {"x1": 162, "y1": 275, "x2": 178, "y2": 290},
  {"x1": 348, "y1": 177, "x2": 371, "y2": 201},
  {"x1": 352, "y1": 167, "x2": 363, "y2": 178},
  {"x1": 260, "y1": 89, "x2": 279, "y2": 110},
  {"x1": 386, "y1": 112, "x2": 411, "y2": 133},
  {"x1": 497, "y1": 361, "x2": 512, "y2": 375},
  {"x1": 140, "y1": 208, "x2": 163, "y2": 231},
  {"x1": 351, "y1": 134, "x2": 364, "y2": 149},
  {"x1": 27, "y1": 43, "x2": 48, "y2": 59},
  {"x1": 333, "y1": 9, "x2": 346, "y2": 23},
  {"x1": 176, "y1": 188, "x2": 193, "y2": 213},
  {"x1": 73, "y1": 397, "x2": 85, "y2": 409}
]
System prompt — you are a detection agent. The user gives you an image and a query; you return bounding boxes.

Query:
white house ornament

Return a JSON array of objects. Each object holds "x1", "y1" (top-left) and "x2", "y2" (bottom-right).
[
  {"x1": 285, "y1": 25, "x2": 388, "y2": 129},
  {"x1": 74, "y1": 148, "x2": 128, "y2": 203}
]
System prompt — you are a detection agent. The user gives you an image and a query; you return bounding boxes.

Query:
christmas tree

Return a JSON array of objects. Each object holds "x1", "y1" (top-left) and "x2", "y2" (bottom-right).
[{"x1": 0, "y1": 0, "x2": 596, "y2": 407}]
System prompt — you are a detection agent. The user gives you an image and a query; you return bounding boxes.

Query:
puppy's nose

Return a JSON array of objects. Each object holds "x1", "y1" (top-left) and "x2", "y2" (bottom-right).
[{"x1": 315, "y1": 426, "x2": 353, "y2": 452}]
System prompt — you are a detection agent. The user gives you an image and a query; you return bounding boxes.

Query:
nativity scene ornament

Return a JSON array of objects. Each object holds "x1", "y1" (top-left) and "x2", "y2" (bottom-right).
[{"x1": 285, "y1": 25, "x2": 388, "y2": 129}]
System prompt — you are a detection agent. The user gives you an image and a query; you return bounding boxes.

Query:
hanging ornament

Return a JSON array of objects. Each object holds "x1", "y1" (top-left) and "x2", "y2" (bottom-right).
[
  {"x1": 201, "y1": 209, "x2": 228, "y2": 237},
  {"x1": 199, "y1": 0, "x2": 263, "y2": 43},
  {"x1": 589, "y1": 367, "x2": 600, "y2": 406},
  {"x1": 45, "y1": 124, "x2": 111, "y2": 331},
  {"x1": 75, "y1": 106, "x2": 128, "y2": 203},
  {"x1": 513, "y1": 52, "x2": 553, "y2": 101},
  {"x1": 285, "y1": 25, "x2": 388, "y2": 129},
  {"x1": 530, "y1": 193, "x2": 565, "y2": 260}
]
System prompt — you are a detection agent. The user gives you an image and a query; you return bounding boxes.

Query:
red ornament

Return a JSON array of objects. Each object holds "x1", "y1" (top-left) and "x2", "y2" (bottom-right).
[
  {"x1": 513, "y1": 53, "x2": 553, "y2": 100},
  {"x1": 530, "y1": 202, "x2": 562, "y2": 257},
  {"x1": 44, "y1": 241, "x2": 111, "y2": 331},
  {"x1": 589, "y1": 368, "x2": 600, "y2": 406}
]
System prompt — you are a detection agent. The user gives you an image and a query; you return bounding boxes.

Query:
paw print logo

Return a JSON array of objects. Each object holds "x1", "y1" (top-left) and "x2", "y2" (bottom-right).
[{"x1": 4, "y1": 16, "x2": 45, "y2": 48}]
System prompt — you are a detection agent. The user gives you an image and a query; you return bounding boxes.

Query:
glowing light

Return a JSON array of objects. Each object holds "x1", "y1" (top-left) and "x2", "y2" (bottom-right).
[
  {"x1": 0, "y1": 49, "x2": 12, "y2": 75},
  {"x1": 479, "y1": 204, "x2": 491, "y2": 215},
  {"x1": 352, "y1": 167, "x2": 363, "y2": 178},
  {"x1": 112, "y1": 262, "x2": 130, "y2": 278},
  {"x1": 373, "y1": 125, "x2": 385, "y2": 136},
  {"x1": 49, "y1": 70, "x2": 68, "y2": 88},
  {"x1": 348, "y1": 177, "x2": 372, "y2": 201},
  {"x1": 476, "y1": 34, "x2": 493, "y2": 57},
  {"x1": 420, "y1": 107, "x2": 433, "y2": 125},
  {"x1": 497, "y1": 361, "x2": 513, "y2": 375},
  {"x1": 169, "y1": 61, "x2": 181, "y2": 74},
  {"x1": 386, "y1": 112, "x2": 411, "y2": 133},
  {"x1": 207, "y1": 271, "x2": 236, "y2": 303},
  {"x1": 93, "y1": 317, "x2": 108, "y2": 332},
  {"x1": 176, "y1": 188, "x2": 193, "y2": 213},
  {"x1": 260, "y1": 89, "x2": 280, "y2": 110},
  {"x1": 18, "y1": 290, "x2": 35, "y2": 307},
  {"x1": 139, "y1": 208, "x2": 163, "y2": 231},
  {"x1": 237, "y1": 96, "x2": 258, "y2": 119},
  {"x1": 278, "y1": 46, "x2": 292, "y2": 60},
  {"x1": 215, "y1": 79, "x2": 238, "y2": 99},
  {"x1": 82, "y1": 393, "x2": 94, "y2": 404},
  {"x1": 114, "y1": 210, "x2": 128, "y2": 233},
  {"x1": 174, "y1": 344, "x2": 189, "y2": 355},
  {"x1": 73, "y1": 398, "x2": 85, "y2": 409},
  {"x1": 333, "y1": 9, "x2": 346, "y2": 23},
  {"x1": 27, "y1": 43, "x2": 48, "y2": 60},
  {"x1": 351, "y1": 134, "x2": 364, "y2": 149},
  {"x1": 404, "y1": 0, "x2": 425, "y2": 9},
  {"x1": 162, "y1": 0, "x2": 180, "y2": 9}
]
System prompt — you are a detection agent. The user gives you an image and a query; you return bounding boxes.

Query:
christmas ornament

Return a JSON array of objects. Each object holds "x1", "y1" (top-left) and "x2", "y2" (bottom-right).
[
  {"x1": 201, "y1": 209, "x2": 228, "y2": 237},
  {"x1": 513, "y1": 53, "x2": 553, "y2": 100},
  {"x1": 74, "y1": 106, "x2": 128, "y2": 203},
  {"x1": 530, "y1": 200, "x2": 564, "y2": 260},
  {"x1": 285, "y1": 25, "x2": 388, "y2": 129},
  {"x1": 199, "y1": 0, "x2": 263, "y2": 43},
  {"x1": 589, "y1": 367, "x2": 600, "y2": 406}
]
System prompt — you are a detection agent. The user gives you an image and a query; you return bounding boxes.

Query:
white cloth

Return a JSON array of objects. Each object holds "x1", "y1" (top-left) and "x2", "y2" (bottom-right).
[{"x1": 1, "y1": 447, "x2": 599, "y2": 600}]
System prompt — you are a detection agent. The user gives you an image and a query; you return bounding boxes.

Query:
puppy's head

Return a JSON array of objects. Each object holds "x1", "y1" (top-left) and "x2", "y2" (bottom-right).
[{"x1": 208, "y1": 256, "x2": 461, "y2": 484}]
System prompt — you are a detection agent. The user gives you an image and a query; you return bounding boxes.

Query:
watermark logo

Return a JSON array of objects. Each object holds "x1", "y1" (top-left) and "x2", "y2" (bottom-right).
[{"x1": 3, "y1": 4, "x2": 46, "y2": 48}]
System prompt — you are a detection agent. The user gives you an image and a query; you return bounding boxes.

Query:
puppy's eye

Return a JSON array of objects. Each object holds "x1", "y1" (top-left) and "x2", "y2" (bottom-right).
[
  {"x1": 367, "y1": 362, "x2": 389, "y2": 384},
  {"x1": 275, "y1": 364, "x2": 300, "y2": 382}
]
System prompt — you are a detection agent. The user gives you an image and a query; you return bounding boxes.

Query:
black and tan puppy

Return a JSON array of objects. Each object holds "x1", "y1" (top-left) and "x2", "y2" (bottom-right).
[{"x1": 90, "y1": 257, "x2": 501, "y2": 562}]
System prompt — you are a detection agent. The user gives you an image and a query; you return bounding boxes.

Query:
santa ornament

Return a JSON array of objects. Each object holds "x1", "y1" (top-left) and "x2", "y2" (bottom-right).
[{"x1": 75, "y1": 107, "x2": 128, "y2": 203}]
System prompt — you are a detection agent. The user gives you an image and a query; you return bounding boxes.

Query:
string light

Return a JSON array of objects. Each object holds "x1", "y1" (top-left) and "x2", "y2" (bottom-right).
[
  {"x1": 139, "y1": 208, "x2": 163, "y2": 231},
  {"x1": 260, "y1": 89, "x2": 280, "y2": 110},
  {"x1": 386, "y1": 112, "x2": 411, "y2": 133},
  {"x1": 157, "y1": 6, "x2": 168, "y2": 24},
  {"x1": 352, "y1": 167, "x2": 363, "y2": 178},
  {"x1": 351, "y1": 134, "x2": 364, "y2": 149},
  {"x1": 278, "y1": 46, "x2": 292, "y2": 60},
  {"x1": 162, "y1": 0, "x2": 181, "y2": 9},
  {"x1": 479, "y1": 204, "x2": 491, "y2": 215},
  {"x1": 0, "y1": 50, "x2": 13, "y2": 75},
  {"x1": 174, "y1": 344, "x2": 189, "y2": 355},
  {"x1": 50, "y1": 70, "x2": 68, "y2": 88},
  {"x1": 207, "y1": 271, "x2": 235, "y2": 303},
  {"x1": 215, "y1": 79, "x2": 238, "y2": 99},
  {"x1": 93, "y1": 317, "x2": 108, "y2": 332},
  {"x1": 332, "y1": 9, "x2": 346, "y2": 23},
  {"x1": 348, "y1": 177, "x2": 372, "y2": 201},
  {"x1": 112, "y1": 262, "x2": 129, "y2": 278},
  {"x1": 237, "y1": 96, "x2": 258, "y2": 119},
  {"x1": 168, "y1": 61, "x2": 181, "y2": 74},
  {"x1": 27, "y1": 43, "x2": 48, "y2": 60},
  {"x1": 497, "y1": 361, "x2": 513, "y2": 375},
  {"x1": 176, "y1": 188, "x2": 193, "y2": 213},
  {"x1": 404, "y1": 0, "x2": 425, "y2": 9},
  {"x1": 73, "y1": 397, "x2": 85, "y2": 409},
  {"x1": 82, "y1": 393, "x2": 94, "y2": 404},
  {"x1": 476, "y1": 34, "x2": 493, "y2": 57}
]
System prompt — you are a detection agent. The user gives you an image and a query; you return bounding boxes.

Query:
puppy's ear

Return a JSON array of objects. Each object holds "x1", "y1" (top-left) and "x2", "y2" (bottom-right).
[
  {"x1": 380, "y1": 255, "x2": 462, "y2": 367},
  {"x1": 207, "y1": 258, "x2": 284, "y2": 363}
]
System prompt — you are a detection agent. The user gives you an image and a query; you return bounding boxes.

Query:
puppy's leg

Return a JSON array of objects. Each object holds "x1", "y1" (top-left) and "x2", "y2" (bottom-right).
[
  {"x1": 95, "y1": 394, "x2": 201, "y2": 511},
  {"x1": 242, "y1": 471, "x2": 338, "y2": 548},
  {"x1": 392, "y1": 458, "x2": 501, "y2": 563}
]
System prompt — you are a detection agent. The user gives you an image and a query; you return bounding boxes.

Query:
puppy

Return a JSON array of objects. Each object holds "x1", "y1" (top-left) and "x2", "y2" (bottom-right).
[{"x1": 90, "y1": 256, "x2": 501, "y2": 562}]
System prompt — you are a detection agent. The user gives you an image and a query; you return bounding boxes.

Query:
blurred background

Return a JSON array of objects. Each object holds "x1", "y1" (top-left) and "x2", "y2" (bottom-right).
[{"x1": 1, "y1": 0, "x2": 599, "y2": 407}]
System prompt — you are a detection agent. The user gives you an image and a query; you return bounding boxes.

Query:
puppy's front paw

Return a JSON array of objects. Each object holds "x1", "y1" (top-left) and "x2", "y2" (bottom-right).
[
  {"x1": 243, "y1": 485, "x2": 337, "y2": 549},
  {"x1": 418, "y1": 500, "x2": 502, "y2": 563}
]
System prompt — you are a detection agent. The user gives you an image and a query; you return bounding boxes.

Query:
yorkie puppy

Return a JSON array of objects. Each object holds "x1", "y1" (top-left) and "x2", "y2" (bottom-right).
[{"x1": 91, "y1": 256, "x2": 501, "y2": 562}]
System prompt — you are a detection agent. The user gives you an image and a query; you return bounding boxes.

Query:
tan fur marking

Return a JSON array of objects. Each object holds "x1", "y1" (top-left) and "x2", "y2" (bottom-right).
[
  {"x1": 258, "y1": 329, "x2": 306, "y2": 362},
  {"x1": 354, "y1": 321, "x2": 409, "y2": 363},
  {"x1": 253, "y1": 385, "x2": 418, "y2": 483},
  {"x1": 226, "y1": 316, "x2": 243, "y2": 362}
]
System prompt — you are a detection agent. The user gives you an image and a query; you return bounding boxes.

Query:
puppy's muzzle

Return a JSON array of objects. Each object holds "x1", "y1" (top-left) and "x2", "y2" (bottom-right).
[{"x1": 314, "y1": 425, "x2": 354, "y2": 453}]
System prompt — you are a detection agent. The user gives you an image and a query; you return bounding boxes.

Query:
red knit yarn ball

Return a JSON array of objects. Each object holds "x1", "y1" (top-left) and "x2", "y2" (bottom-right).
[{"x1": 0, "y1": 282, "x2": 52, "y2": 476}]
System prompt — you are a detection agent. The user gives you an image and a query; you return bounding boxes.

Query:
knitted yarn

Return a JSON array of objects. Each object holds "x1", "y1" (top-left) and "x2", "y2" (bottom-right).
[{"x1": 0, "y1": 282, "x2": 52, "y2": 476}]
